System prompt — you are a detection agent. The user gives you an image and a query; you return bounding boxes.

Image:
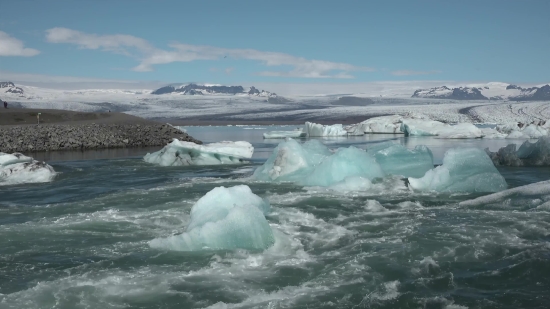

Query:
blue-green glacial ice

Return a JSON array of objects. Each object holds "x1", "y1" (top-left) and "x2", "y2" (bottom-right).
[
  {"x1": 252, "y1": 139, "x2": 433, "y2": 188},
  {"x1": 409, "y1": 147, "x2": 507, "y2": 193},
  {"x1": 149, "y1": 185, "x2": 274, "y2": 251}
]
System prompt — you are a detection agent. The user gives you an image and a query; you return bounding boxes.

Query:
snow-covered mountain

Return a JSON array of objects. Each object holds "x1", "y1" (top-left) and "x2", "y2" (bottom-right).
[
  {"x1": 0, "y1": 82, "x2": 24, "y2": 96},
  {"x1": 151, "y1": 83, "x2": 276, "y2": 97},
  {"x1": 412, "y1": 82, "x2": 550, "y2": 101}
]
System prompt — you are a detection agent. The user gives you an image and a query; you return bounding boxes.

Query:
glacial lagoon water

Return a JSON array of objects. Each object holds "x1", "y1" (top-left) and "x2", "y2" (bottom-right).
[{"x1": 1, "y1": 125, "x2": 550, "y2": 308}]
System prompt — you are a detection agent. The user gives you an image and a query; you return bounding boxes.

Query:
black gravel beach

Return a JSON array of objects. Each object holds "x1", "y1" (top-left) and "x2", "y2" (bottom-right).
[{"x1": 0, "y1": 108, "x2": 201, "y2": 153}]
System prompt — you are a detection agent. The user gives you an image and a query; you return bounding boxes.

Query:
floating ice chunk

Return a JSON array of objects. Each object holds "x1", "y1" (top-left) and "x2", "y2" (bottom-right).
[
  {"x1": 409, "y1": 148, "x2": 507, "y2": 193},
  {"x1": 506, "y1": 124, "x2": 548, "y2": 139},
  {"x1": 305, "y1": 121, "x2": 348, "y2": 136},
  {"x1": 345, "y1": 115, "x2": 405, "y2": 135},
  {"x1": 253, "y1": 139, "x2": 384, "y2": 187},
  {"x1": 400, "y1": 120, "x2": 483, "y2": 138},
  {"x1": 487, "y1": 137, "x2": 550, "y2": 166},
  {"x1": 400, "y1": 119, "x2": 449, "y2": 136},
  {"x1": 368, "y1": 143, "x2": 434, "y2": 178},
  {"x1": 144, "y1": 139, "x2": 253, "y2": 166},
  {"x1": 496, "y1": 122, "x2": 520, "y2": 134},
  {"x1": 0, "y1": 152, "x2": 56, "y2": 185},
  {"x1": 303, "y1": 146, "x2": 384, "y2": 186},
  {"x1": 460, "y1": 179, "x2": 550, "y2": 208},
  {"x1": 252, "y1": 139, "x2": 331, "y2": 182},
  {"x1": 263, "y1": 129, "x2": 306, "y2": 139},
  {"x1": 149, "y1": 185, "x2": 274, "y2": 251}
]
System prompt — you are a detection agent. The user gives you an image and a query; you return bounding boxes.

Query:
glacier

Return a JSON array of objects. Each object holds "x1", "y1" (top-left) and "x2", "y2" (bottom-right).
[
  {"x1": 263, "y1": 129, "x2": 307, "y2": 139},
  {"x1": 144, "y1": 139, "x2": 254, "y2": 166},
  {"x1": 305, "y1": 122, "x2": 348, "y2": 137},
  {"x1": 0, "y1": 152, "x2": 56, "y2": 185},
  {"x1": 408, "y1": 148, "x2": 507, "y2": 193},
  {"x1": 149, "y1": 185, "x2": 274, "y2": 251},
  {"x1": 487, "y1": 137, "x2": 550, "y2": 166}
]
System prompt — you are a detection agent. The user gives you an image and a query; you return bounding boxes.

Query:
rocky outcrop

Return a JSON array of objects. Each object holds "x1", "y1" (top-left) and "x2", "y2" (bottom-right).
[{"x1": 0, "y1": 124, "x2": 202, "y2": 153}]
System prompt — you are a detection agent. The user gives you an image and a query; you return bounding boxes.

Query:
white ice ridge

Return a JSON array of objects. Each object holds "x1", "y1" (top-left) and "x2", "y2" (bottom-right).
[
  {"x1": 252, "y1": 139, "x2": 434, "y2": 190},
  {"x1": 149, "y1": 185, "x2": 274, "y2": 251},
  {"x1": 459, "y1": 179, "x2": 550, "y2": 208},
  {"x1": 408, "y1": 148, "x2": 507, "y2": 193},
  {"x1": 305, "y1": 122, "x2": 348, "y2": 137},
  {"x1": 143, "y1": 139, "x2": 254, "y2": 166},
  {"x1": 0, "y1": 152, "x2": 56, "y2": 185},
  {"x1": 263, "y1": 128, "x2": 307, "y2": 139}
]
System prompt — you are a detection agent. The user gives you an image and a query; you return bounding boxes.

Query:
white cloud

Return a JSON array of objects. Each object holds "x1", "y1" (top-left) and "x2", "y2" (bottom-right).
[
  {"x1": 0, "y1": 31, "x2": 40, "y2": 57},
  {"x1": 45, "y1": 27, "x2": 373, "y2": 79},
  {"x1": 391, "y1": 70, "x2": 441, "y2": 76}
]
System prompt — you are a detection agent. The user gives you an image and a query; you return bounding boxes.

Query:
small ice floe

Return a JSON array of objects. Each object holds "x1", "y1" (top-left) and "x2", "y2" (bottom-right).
[
  {"x1": 144, "y1": 139, "x2": 254, "y2": 166},
  {"x1": 263, "y1": 128, "x2": 307, "y2": 139},
  {"x1": 0, "y1": 152, "x2": 56, "y2": 185},
  {"x1": 149, "y1": 185, "x2": 274, "y2": 251},
  {"x1": 305, "y1": 121, "x2": 348, "y2": 137}
]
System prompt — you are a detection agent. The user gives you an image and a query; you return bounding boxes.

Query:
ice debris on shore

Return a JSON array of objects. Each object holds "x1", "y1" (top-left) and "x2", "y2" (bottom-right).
[
  {"x1": 0, "y1": 152, "x2": 56, "y2": 185},
  {"x1": 149, "y1": 185, "x2": 274, "y2": 251},
  {"x1": 486, "y1": 137, "x2": 550, "y2": 166},
  {"x1": 408, "y1": 148, "x2": 507, "y2": 193},
  {"x1": 263, "y1": 128, "x2": 307, "y2": 139},
  {"x1": 144, "y1": 139, "x2": 254, "y2": 166}
]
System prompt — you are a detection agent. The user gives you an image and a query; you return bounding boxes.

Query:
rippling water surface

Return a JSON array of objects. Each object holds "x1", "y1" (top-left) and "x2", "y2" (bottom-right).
[{"x1": 1, "y1": 126, "x2": 549, "y2": 309}]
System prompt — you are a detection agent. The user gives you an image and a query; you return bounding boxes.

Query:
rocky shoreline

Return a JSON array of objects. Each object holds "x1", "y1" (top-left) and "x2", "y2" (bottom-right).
[{"x1": 0, "y1": 124, "x2": 202, "y2": 153}]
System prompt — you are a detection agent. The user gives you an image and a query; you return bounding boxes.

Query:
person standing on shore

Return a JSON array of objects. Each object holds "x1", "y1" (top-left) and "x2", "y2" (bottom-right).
[{"x1": 3, "y1": 101, "x2": 7, "y2": 109}]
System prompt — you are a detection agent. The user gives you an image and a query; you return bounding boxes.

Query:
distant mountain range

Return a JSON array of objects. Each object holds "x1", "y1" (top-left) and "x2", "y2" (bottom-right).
[
  {"x1": 412, "y1": 83, "x2": 550, "y2": 101},
  {"x1": 151, "y1": 83, "x2": 276, "y2": 97},
  {"x1": 0, "y1": 82, "x2": 24, "y2": 95}
]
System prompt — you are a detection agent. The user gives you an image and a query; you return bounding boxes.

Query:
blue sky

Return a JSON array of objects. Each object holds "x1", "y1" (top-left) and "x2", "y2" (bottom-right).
[{"x1": 1, "y1": 0, "x2": 549, "y2": 88}]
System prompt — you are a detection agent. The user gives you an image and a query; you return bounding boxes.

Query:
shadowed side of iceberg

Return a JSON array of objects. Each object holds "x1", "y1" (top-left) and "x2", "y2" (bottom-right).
[
  {"x1": 144, "y1": 139, "x2": 254, "y2": 166},
  {"x1": 149, "y1": 185, "x2": 274, "y2": 251}
]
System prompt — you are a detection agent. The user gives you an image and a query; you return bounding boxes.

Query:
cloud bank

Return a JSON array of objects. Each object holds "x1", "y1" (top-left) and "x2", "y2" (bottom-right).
[
  {"x1": 391, "y1": 70, "x2": 441, "y2": 76},
  {"x1": 0, "y1": 31, "x2": 40, "y2": 57},
  {"x1": 45, "y1": 27, "x2": 373, "y2": 79}
]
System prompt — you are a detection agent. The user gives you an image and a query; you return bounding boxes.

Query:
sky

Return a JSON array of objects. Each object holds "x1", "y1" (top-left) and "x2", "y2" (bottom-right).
[{"x1": 0, "y1": 0, "x2": 549, "y2": 90}]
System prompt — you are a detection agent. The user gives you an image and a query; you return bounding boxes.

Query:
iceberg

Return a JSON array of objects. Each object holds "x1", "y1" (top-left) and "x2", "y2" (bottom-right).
[
  {"x1": 252, "y1": 139, "x2": 384, "y2": 187},
  {"x1": 0, "y1": 152, "x2": 56, "y2": 185},
  {"x1": 480, "y1": 127, "x2": 507, "y2": 139},
  {"x1": 408, "y1": 148, "x2": 507, "y2": 193},
  {"x1": 305, "y1": 121, "x2": 348, "y2": 137},
  {"x1": 144, "y1": 139, "x2": 254, "y2": 166},
  {"x1": 345, "y1": 115, "x2": 405, "y2": 135},
  {"x1": 400, "y1": 120, "x2": 483, "y2": 138},
  {"x1": 263, "y1": 128, "x2": 307, "y2": 139},
  {"x1": 253, "y1": 139, "x2": 332, "y2": 183},
  {"x1": 368, "y1": 143, "x2": 434, "y2": 178},
  {"x1": 149, "y1": 185, "x2": 274, "y2": 251},
  {"x1": 327, "y1": 176, "x2": 373, "y2": 192},
  {"x1": 486, "y1": 137, "x2": 550, "y2": 166}
]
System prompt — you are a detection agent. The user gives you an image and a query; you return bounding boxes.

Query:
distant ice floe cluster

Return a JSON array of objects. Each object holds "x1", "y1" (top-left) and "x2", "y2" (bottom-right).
[
  {"x1": 262, "y1": 114, "x2": 550, "y2": 140},
  {"x1": 0, "y1": 152, "x2": 56, "y2": 185},
  {"x1": 487, "y1": 136, "x2": 550, "y2": 166}
]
